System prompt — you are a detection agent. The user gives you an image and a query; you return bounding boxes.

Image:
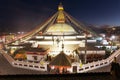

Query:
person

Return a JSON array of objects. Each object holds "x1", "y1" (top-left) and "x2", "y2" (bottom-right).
[
  {"x1": 110, "y1": 57, "x2": 120, "y2": 80},
  {"x1": 47, "y1": 65, "x2": 51, "y2": 72},
  {"x1": 62, "y1": 68, "x2": 65, "y2": 74},
  {"x1": 56, "y1": 68, "x2": 60, "y2": 74}
]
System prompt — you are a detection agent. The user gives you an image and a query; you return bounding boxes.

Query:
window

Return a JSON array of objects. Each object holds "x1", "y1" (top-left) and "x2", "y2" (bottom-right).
[
  {"x1": 40, "y1": 67, "x2": 45, "y2": 69},
  {"x1": 79, "y1": 68, "x2": 83, "y2": 71},
  {"x1": 29, "y1": 65, "x2": 33, "y2": 67},
  {"x1": 14, "y1": 63, "x2": 17, "y2": 65},
  {"x1": 19, "y1": 64, "x2": 22, "y2": 66},
  {"x1": 24, "y1": 65, "x2": 27, "y2": 66},
  {"x1": 34, "y1": 66, "x2": 39, "y2": 68}
]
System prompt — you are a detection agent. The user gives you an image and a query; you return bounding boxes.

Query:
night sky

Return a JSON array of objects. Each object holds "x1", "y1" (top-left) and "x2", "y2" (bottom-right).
[{"x1": 0, "y1": 0, "x2": 120, "y2": 32}]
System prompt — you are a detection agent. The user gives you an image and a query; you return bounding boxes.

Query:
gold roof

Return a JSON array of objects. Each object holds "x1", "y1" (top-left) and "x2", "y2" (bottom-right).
[
  {"x1": 57, "y1": 3, "x2": 65, "y2": 23},
  {"x1": 58, "y1": 3, "x2": 64, "y2": 11}
]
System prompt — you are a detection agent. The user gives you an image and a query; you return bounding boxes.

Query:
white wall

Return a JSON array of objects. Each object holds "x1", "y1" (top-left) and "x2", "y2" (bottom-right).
[
  {"x1": 26, "y1": 54, "x2": 44, "y2": 61},
  {"x1": 79, "y1": 50, "x2": 105, "y2": 54}
]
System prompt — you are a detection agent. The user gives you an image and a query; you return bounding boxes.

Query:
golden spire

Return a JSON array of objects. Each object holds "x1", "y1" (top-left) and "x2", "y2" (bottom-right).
[
  {"x1": 58, "y1": 2, "x2": 64, "y2": 11},
  {"x1": 57, "y1": 3, "x2": 65, "y2": 23}
]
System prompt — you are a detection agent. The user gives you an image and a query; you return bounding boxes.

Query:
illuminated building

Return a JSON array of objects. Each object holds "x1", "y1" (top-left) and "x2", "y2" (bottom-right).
[{"x1": 7, "y1": 3, "x2": 108, "y2": 73}]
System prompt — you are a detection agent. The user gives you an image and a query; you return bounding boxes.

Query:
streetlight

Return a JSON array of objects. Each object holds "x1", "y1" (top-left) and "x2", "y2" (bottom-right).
[{"x1": 111, "y1": 35, "x2": 115, "y2": 40}]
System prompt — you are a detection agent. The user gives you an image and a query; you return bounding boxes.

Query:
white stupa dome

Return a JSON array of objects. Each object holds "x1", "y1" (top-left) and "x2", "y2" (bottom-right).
[{"x1": 46, "y1": 23, "x2": 77, "y2": 35}]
